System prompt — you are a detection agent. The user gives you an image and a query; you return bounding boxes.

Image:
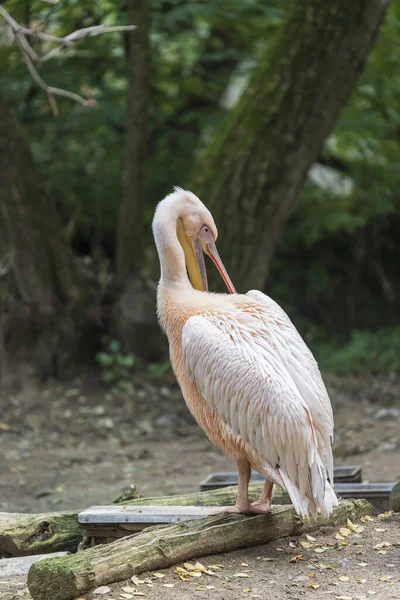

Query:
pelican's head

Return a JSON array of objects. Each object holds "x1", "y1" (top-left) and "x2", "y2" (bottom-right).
[{"x1": 153, "y1": 187, "x2": 236, "y2": 294}]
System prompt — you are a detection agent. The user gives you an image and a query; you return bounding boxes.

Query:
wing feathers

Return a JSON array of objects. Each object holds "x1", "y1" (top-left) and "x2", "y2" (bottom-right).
[{"x1": 182, "y1": 297, "x2": 337, "y2": 518}]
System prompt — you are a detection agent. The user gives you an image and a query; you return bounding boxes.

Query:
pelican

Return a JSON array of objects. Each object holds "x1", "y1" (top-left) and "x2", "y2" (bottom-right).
[{"x1": 152, "y1": 187, "x2": 337, "y2": 517}]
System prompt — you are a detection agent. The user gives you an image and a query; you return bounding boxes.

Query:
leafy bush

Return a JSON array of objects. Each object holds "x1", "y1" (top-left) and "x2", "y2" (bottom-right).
[
  {"x1": 96, "y1": 340, "x2": 135, "y2": 391},
  {"x1": 314, "y1": 327, "x2": 400, "y2": 374}
]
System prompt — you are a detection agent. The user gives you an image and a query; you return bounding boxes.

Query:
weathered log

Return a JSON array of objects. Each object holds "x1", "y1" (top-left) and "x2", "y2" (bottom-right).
[
  {"x1": 27, "y1": 498, "x2": 373, "y2": 600},
  {"x1": 0, "y1": 484, "x2": 278, "y2": 557},
  {"x1": 0, "y1": 512, "x2": 80, "y2": 558}
]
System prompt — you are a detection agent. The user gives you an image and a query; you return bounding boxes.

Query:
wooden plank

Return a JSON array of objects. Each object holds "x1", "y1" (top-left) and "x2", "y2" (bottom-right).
[
  {"x1": 78, "y1": 505, "x2": 223, "y2": 525},
  {"x1": 199, "y1": 465, "x2": 362, "y2": 491}
]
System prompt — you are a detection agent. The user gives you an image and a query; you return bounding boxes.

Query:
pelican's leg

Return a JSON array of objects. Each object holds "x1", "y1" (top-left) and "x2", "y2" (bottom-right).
[
  {"x1": 251, "y1": 479, "x2": 273, "y2": 513},
  {"x1": 213, "y1": 458, "x2": 252, "y2": 514}
]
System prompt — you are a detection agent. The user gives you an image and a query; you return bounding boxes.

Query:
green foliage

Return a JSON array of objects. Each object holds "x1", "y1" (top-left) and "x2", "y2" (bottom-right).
[
  {"x1": 96, "y1": 340, "x2": 135, "y2": 391},
  {"x1": 147, "y1": 360, "x2": 171, "y2": 380},
  {"x1": 314, "y1": 327, "x2": 400, "y2": 375}
]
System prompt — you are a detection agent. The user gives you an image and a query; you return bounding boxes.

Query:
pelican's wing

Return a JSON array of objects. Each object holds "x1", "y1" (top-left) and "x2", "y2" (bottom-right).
[
  {"x1": 245, "y1": 290, "x2": 334, "y2": 481},
  {"x1": 182, "y1": 306, "x2": 336, "y2": 517}
]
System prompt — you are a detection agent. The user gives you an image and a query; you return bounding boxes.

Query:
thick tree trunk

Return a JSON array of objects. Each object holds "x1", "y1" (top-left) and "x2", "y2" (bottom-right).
[
  {"x1": 0, "y1": 94, "x2": 97, "y2": 378},
  {"x1": 27, "y1": 499, "x2": 373, "y2": 600},
  {"x1": 195, "y1": 0, "x2": 389, "y2": 292},
  {"x1": 116, "y1": 0, "x2": 150, "y2": 286},
  {"x1": 112, "y1": 0, "x2": 155, "y2": 359}
]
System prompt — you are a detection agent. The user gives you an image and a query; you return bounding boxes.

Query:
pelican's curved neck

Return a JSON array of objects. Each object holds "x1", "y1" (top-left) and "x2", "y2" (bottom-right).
[{"x1": 152, "y1": 196, "x2": 190, "y2": 289}]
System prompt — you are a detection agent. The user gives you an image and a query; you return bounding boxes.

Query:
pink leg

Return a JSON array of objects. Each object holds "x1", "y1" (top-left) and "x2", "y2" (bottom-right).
[
  {"x1": 216, "y1": 460, "x2": 272, "y2": 514},
  {"x1": 251, "y1": 479, "x2": 273, "y2": 513}
]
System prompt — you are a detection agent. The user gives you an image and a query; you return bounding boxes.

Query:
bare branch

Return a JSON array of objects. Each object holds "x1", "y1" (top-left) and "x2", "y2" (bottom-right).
[{"x1": 0, "y1": 4, "x2": 136, "y2": 110}]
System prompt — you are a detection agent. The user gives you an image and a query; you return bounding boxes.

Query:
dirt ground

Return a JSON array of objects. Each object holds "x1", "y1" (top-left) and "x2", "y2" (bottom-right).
[{"x1": 0, "y1": 369, "x2": 399, "y2": 600}]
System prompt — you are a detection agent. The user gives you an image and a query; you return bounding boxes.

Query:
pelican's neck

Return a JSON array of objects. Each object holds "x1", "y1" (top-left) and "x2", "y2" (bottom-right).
[{"x1": 152, "y1": 195, "x2": 191, "y2": 289}]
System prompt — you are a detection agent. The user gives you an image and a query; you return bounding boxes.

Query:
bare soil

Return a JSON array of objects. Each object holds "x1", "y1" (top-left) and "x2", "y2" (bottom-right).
[{"x1": 0, "y1": 369, "x2": 399, "y2": 600}]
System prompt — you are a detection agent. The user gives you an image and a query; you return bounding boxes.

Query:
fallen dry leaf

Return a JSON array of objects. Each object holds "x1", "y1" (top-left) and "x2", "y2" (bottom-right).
[
  {"x1": 356, "y1": 579, "x2": 366, "y2": 584},
  {"x1": 309, "y1": 583, "x2": 320, "y2": 590},
  {"x1": 152, "y1": 573, "x2": 165, "y2": 579},
  {"x1": 93, "y1": 587, "x2": 112, "y2": 595},
  {"x1": 241, "y1": 562, "x2": 249, "y2": 567},
  {"x1": 335, "y1": 596, "x2": 352, "y2": 600},
  {"x1": 338, "y1": 576, "x2": 350, "y2": 582},
  {"x1": 120, "y1": 594, "x2": 133, "y2": 599},
  {"x1": 346, "y1": 519, "x2": 357, "y2": 532},
  {"x1": 314, "y1": 548, "x2": 325, "y2": 554},
  {"x1": 207, "y1": 564, "x2": 223, "y2": 569},
  {"x1": 309, "y1": 573, "x2": 316, "y2": 578},
  {"x1": 194, "y1": 562, "x2": 207, "y2": 572},
  {"x1": 374, "y1": 528, "x2": 387, "y2": 533},
  {"x1": 306, "y1": 534, "x2": 317, "y2": 542},
  {"x1": 130, "y1": 576, "x2": 143, "y2": 585},
  {"x1": 162, "y1": 584, "x2": 174, "y2": 588},
  {"x1": 183, "y1": 563, "x2": 195, "y2": 571},
  {"x1": 242, "y1": 589, "x2": 252, "y2": 593},
  {"x1": 290, "y1": 554, "x2": 304, "y2": 562},
  {"x1": 357, "y1": 563, "x2": 368, "y2": 567},
  {"x1": 335, "y1": 534, "x2": 345, "y2": 541},
  {"x1": 122, "y1": 587, "x2": 138, "y2": 593},
  {"x1": 300, "y1": 541, "x2": 314, "y2": 548},
  {"x1": 232, "y1": 573, "x2": 250, "y2": 578},
  {"x1": 340, "y1": 528, "x2": 351, "y2": 537}
]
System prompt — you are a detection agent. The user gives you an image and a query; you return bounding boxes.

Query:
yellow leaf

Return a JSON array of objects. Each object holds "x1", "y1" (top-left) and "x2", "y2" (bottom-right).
[
  {"x1": 314, "y1": 548, "x2": 325, "y2": 553},
  {"x1": 340, "y1": 528, "x2": 351, "y2": 537},
  {"x1": 183, "y1": 563, "x2": 195, "y2": 571},
  {"x1": 339, "y1": 576, "x2": 350, "y2": 582},
  {"x1": 306, "y1": 534, "x2": 317, "y2": 542},
  {"x1": 194, "y1": 562, "x2": 206, "y2": 572},
  {"x1": 233, "y1": 573, "x2": 250, "y2": 578},
  {"x1": 377, "y1": 550, "x2": 387, "y2": 555},
  {"x1": 378, "y1": 511, "x2": 392, "y2": 518},
  {"x1": 241, "y1": 562, "x2": 248, "y2": 567},
  {"x1": 290, "y1": 555, "x2": 304, "y2": 562},
  {"x1": 174, "y1": 567, "x2": 188, "y2": 574},
  {"x1": 207, "y1": 564, "x2": 223, "y2": 569},
  {"x1": 309, "y1": 584, "x2": 320, "y2": 590},
  {"x1": 309, "y1": 573, "x2": 316, "y2": 578},
  {"x1": 346, "y1": 519, "x2": 357, "y2": 532},
  {"x1": 341, "y1": 541, "x2": 349, "y2": 546},
  {"x1": 162, "y1": 584, "x2": 175, "y2": 588},
  {"x1": 300, "y1": 541, "x2": 314, "y2": 548},
  {"x1": 335, "y1": 596, "x2": 352, "y2": 600},
  {"x1": 361, "y1": 515, "x2": 373, "y2": 522},
  {"x1": 178, "y1": 575, "x2": 190, "y2": 582},
  {"x1": 153, "y1": 573, "x2": 165, "y2": 579},
  {"x1": 242, "y1": 589, "x2": 252, "y2": 593},
  {"x1": 356, "y1": 579, "x2": 366, "y2": 584},
  {"x1": 335, "y1": 534, "x2": 345, "y2": 541},
  {"x1": 374, "y1": 528, "x2": 387, "y2": 532}
]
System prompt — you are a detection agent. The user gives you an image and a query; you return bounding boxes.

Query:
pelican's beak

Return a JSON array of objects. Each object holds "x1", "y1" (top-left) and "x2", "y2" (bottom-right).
[
  {"x1": 177, "y1": 218, "x2": 208, "y2": 291},
  {"x1": 206, "y1": 242, "x2": 236, "y2": 294}
]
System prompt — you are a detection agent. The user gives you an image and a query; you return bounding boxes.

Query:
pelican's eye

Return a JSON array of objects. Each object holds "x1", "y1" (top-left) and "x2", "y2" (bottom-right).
[{"x1": 198, "y1": 224, "x2": 214, "y2": 244}]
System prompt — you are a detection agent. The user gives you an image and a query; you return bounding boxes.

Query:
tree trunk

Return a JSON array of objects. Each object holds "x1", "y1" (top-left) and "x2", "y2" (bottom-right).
[
  {"x1": 27, "y1": 499, "x2": 373, "y2": 600},
  {"x1": 195, "y1": 0, "x2": 389, "y2": 292},
  {"x1": 116, "y1": 0, "x2": 150, "y2": 286},
  {"x1": 112, "y1": 0, "x2": 155, "y2": 359},
  {"x1": 0, "y1": 94, "x2": 97, "y2": 378}
]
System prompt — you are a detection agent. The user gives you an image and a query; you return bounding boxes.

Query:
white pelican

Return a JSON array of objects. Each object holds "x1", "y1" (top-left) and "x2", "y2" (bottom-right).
[{"x1": 152, "y1": 187, "x2": 337, "y2": 517}]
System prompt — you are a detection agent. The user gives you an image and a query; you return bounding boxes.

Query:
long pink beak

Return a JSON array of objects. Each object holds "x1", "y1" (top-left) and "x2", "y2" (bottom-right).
[{"x1": 206, "y1": 243, "x2": 236, "y2": 294}]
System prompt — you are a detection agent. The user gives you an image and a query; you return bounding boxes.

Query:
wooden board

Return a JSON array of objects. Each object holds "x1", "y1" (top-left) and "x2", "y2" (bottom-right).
[{"x1": 200, "y1": 466, "x2": 362, "y2": 491}]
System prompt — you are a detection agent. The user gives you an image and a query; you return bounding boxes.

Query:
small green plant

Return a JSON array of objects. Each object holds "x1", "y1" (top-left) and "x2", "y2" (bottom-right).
[
  {"x1": 147, "y1": 360, "x2": 171, "y2": 380},
  {"x1": 96, "y1": 339, "x2": 135, "y2": 392}
]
